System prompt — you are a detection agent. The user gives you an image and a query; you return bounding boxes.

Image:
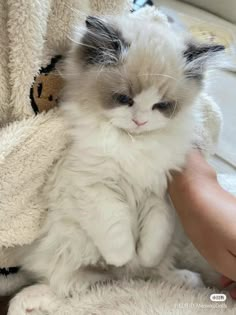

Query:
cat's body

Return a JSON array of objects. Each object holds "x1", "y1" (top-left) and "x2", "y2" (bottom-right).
[
  {"x1": 21, "y1": 95, "x2": 194, "y2": 296},
  {"x1": 8, "y1": 7, "x2": 224, "y2": 315}
]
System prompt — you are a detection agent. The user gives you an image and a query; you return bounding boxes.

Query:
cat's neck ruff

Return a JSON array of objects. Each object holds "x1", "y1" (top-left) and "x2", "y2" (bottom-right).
[{"x1": 64, "y1": 101, "x2": 195, "y2": 180}]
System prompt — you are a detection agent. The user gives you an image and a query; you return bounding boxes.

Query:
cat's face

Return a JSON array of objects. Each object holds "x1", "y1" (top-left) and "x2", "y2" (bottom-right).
[{"x1": 69, "y1": 7, "x2": 224, "y2": 134}]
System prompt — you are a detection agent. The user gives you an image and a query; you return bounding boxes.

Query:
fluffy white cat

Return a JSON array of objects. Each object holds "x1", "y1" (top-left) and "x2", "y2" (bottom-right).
[{"x1": 8, "y1": 7, "x2": 224, "y2": 315}]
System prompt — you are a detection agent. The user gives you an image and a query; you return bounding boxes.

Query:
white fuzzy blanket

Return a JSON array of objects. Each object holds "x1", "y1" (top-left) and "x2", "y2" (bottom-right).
[
  {"x1": 9, "y1": 280, "x2": 236, "y2": 314},
  {"x1": 52, "y1": 280, "x2": 236, "y2": 315},
  {"x1": 0, "y1": 0, "x2": 236, "y2": 313}
]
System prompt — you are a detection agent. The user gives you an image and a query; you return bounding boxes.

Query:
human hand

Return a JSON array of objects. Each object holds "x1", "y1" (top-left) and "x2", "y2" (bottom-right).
[{"x1": 168, "y1": 150, "x2": 236, "y2": 282}]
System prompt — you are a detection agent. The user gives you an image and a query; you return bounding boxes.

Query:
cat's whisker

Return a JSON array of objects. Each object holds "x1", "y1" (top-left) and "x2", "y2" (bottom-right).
[
  {"x1": 112, "y1": 84, "x2": 129, "y2": 95},
  {"x1": 138, "y1": 73, "x2": 178, "y2": 81},
  {"x1": 95, "y1": 64, "x2": 106, "y2": 81},
  {"x1": 67, "y1": 36, "x2": 97, "y2": 51},
  {"x1": 68, "y1": 34, "x2": 121, "y2": 60},
  {"x1": 74, "y1": 26, "x2": 101, "y2": 38},
  {"x1": 55, "y1": 68, "x2": 118, "y2": 80},
  {"x1": 170, "y1": 100, "x2": 178, "y2": 119},
  {"x1": 100, "y1": 50, "x2": 119, "y2": 64},
  {"x1": 55, "y1": 68, "x2": 67, "y2": 79},
  {"x1": 72, "y1": 20, "x2": 124, "y2": 45},
  {"x1": 64, "y1": 3, "x2": 116, "y2": 21},
  {"x1": 70, "y1": 24, "x2": 112, "y2": 40},
  {"x1": 126, "y1": 131, "x2": 136, "y2": 143},
  {"x1": 64, "y1": 3, "x2": 90, "y2": 19}
]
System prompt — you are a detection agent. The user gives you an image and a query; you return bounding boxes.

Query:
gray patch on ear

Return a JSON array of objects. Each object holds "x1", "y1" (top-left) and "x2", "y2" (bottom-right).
[
  {"x1": 183, "y1": 42, "x2": 225, "y2": 80},
  {"x1": 79, "y1": 16, "x2": 129, "y2": 66}
]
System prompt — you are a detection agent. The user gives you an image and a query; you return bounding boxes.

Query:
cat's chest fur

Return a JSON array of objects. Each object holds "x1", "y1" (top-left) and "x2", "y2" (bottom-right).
[{"x1": 69, "y1": 121, "x2": 188, "y2": 197}]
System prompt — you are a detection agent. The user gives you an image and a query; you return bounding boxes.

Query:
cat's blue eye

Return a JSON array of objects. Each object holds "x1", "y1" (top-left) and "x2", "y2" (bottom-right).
[
  {"x1": 113, "y1": 94, "x2": 134, "y2": 106},
  {"x1": 152, "y1": 101, "x2": 172, "y2": 111}
]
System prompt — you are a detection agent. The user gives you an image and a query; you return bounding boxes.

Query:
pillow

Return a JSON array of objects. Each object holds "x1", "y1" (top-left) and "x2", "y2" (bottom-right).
[{"x1": 181, "y1": 0, "x2": 236, "y2": 24}]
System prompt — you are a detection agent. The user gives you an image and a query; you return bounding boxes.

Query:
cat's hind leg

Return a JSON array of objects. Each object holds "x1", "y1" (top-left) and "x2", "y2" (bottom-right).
[
  {"x1": 8, "y1": 284, "x2": 59, "y2": 315},
  {"x1": 157, "y1": 251, "x2": 204, "y2": 289},
  {"x1": 8, "y1": 269, "x2": 111, "y2": 315},
  {"x1": 164, "y1": 269, "x2": 204, "y2": 288},
  {"x1": 51, "y1": 267, "x2": 111, "y2": 298}
]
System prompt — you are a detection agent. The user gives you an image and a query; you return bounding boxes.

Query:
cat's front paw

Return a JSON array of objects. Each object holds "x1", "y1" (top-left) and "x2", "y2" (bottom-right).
[
  {"x1": 8, "y1": 284, "x2": 59, "y2": 315},
  {"x1": 166, "y1": 269, "x2": 204, "y2": 289},
  {"x1": 101, "y1": 229, "x2": 135, "y2": 267}
]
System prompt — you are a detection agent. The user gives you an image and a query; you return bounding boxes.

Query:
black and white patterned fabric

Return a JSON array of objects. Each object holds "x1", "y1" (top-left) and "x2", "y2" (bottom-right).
[{"x1": 0, "y1": 267, "x2": 19, "y2": 276}]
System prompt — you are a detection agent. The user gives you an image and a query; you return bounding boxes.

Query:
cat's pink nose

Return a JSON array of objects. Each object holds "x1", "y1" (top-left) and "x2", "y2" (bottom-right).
[{"x1": 132, "y1": 119, "x2": 148, "y2": 127}]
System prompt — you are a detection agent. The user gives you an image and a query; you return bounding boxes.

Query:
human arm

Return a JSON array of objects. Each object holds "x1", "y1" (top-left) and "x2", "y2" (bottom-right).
[{"x1": 168, "y1": 150, "x2": 236, "y2": 284}]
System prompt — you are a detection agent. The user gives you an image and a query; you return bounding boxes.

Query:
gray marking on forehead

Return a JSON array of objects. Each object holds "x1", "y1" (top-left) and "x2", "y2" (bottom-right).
[
  {"x1": 95, "y1": 69, "x2": 131, "y2": 109},
  {"x1": 97, "y1": 71, "x2": 181, "y2": 116},
  {"x1": 130, "y1": 76, "x2": 143, "y2": 96},
  {"x1": 78, "y1": 16, "x2": 129, "y2": 67}
]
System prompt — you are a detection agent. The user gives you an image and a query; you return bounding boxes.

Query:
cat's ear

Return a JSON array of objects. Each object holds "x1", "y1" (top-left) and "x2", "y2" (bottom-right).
[
  {"x1": 79, "y1": 16, "x2": 128, "y2": 66},
  {"x1": 183, "y1": 42, "x2": 225, "y2": 80}
]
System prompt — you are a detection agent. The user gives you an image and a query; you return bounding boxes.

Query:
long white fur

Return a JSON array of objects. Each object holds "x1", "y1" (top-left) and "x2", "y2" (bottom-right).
[{"x1": 8, "y1": 7, "x2": 220, "y2": 315}]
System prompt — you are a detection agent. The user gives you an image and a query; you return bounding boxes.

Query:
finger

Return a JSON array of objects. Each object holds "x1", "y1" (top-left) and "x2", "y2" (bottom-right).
[{"x1": 220, "y1": 275, "x2": 234, "y2": 288}]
